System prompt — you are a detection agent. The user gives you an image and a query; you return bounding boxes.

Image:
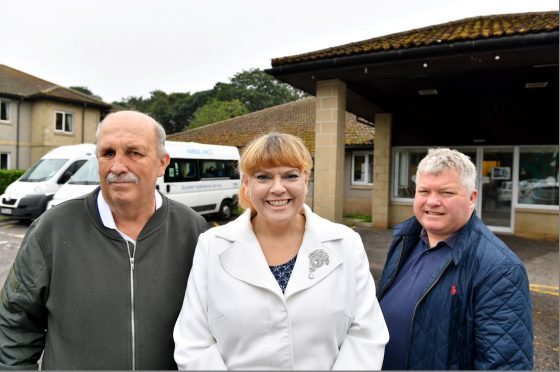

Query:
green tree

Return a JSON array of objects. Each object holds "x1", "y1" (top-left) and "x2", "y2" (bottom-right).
[
  {"x1": 113, "y1": 91, "x2": 195, "y2": 134},
  {"x1": 148, "y1": 90, "x2": 172, "y2": 129},
  {"x1": 111, "y1": 67, "x2": 303, "y2": 134},
  {"x1": 112, "y1": 95, "x2": 151, "y2": 113},
  {"x1": 69, "y1": 86, "x2": 103, "y2": 100},
  {"x1": 213, "y1": 69, "x2": 303, "y2": 112},
  {"x1": 189, "y1": 99, "x2": 249, "y2": 129}
]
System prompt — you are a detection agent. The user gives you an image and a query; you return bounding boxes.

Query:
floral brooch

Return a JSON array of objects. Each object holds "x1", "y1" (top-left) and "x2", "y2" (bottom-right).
[{"x1": 308, "y1": 249, "x2": 329, "y2": 279}]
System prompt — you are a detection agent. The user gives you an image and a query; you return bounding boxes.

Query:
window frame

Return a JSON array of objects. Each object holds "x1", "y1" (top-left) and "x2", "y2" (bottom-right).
[
  {"x1": 0, "y1": 99, "x2": 11, "y2": 123},
  {"x1": 54, "y1": 111, "x2": 74, "y2": 134},
  {"x1": 391, "y1": 146, "x2": 559, "y2": 210},
  {"x1": 391, "y1": 146, "x2": 477, "y2": 201},
  {"x1": 0, "y1": 153, "x2": 9, "y2": 169},
  {"x1": 391, "y1": 147, "x2": 428, "y2": 201},
  {"x1": 516, "y1": 145, "x2": 559, "y2": 210},
  {"x1": 351, "y1": 151, "x2": 374, "y2": 186}
]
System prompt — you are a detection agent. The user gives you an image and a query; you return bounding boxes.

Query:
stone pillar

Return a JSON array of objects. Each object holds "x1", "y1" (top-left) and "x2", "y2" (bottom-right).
[
  {"x1": 372, "y1": 113, "x2": 392, "y2": 229},
  {"x1": 314, "y1": 79, "x2": 346, "y2": 222}
]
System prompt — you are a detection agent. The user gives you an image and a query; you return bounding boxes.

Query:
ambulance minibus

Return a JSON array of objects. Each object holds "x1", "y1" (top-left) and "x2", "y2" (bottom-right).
[{"x1": 160, "y1": 141, "x2": 240, "y2": 220}]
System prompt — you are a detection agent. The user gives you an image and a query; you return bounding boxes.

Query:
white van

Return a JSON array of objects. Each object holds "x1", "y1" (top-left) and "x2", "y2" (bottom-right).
[
  {"x1": 44, "y1": 141, "x2": 240, "y2": 220},
  {"x1": 0, "y1": 144, "x2": 96, "y2": 219},
  {"x1": 46, "y1": 156, "x2": 99, "y2": 209},
  {"x1": 159, "y1": 141, "x2": 240, "y2": 220}
]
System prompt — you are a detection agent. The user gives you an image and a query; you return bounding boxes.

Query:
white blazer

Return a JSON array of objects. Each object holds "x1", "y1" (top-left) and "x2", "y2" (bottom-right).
[{"x1": 174, "y1": 204, "x2": 388, "y2": 370}]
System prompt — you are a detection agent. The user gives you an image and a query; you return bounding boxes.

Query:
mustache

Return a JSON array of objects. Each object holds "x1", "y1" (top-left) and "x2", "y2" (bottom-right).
[{"x1": 106, "y1": 172, "x2": 139, "y2": 184}]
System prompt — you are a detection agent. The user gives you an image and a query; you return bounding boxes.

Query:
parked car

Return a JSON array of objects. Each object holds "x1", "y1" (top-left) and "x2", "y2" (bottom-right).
[
  {"x1": 497, "y1": 181, "x2": 512, "y2": 203},
  {"x1": 519, "y1": 184, "x2": 559, "y2": 205}
]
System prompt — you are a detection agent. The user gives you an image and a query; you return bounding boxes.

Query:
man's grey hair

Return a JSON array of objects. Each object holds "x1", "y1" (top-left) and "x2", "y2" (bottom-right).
[
  {"x1": 95, "y1": 111, "x2": 167, "y2": 157},
  {"x1": 417, "y1": 148, "x2": 477, "y2": 192}
]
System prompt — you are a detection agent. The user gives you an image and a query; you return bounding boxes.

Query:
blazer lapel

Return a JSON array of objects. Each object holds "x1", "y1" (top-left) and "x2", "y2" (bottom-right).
[
  {"x1": 216, "y1": 211, "x2": 282, "y2": 295},
  {"x1": 285, "y1": 205, "x2": 343, "y2": 298}
]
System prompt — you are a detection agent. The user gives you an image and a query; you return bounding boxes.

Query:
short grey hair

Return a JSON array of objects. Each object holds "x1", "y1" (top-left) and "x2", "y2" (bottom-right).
[
  {"x1": 417, "y1": 148, "x2": 477, "y2": 192},
  {"x1": 96, "y1": 111, "x2": 167, "y2": 157}
]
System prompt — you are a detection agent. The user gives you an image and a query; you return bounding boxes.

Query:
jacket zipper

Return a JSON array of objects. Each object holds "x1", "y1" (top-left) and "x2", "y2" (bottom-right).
[
  {"x1": 126, "y1": 240, "x2": 136, "y2": 370},
  {"x1": 404, "y1": 257, "x2": 452, "y2": 368}
]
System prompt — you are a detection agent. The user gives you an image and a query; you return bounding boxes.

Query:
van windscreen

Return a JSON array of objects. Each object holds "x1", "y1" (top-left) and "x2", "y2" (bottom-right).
[
  {"x1": 20, "y1": 159, "x2": 68, "y2": 182},
  {"x1": 68, "y1": 159, "x2": 100, "y2": 185}
]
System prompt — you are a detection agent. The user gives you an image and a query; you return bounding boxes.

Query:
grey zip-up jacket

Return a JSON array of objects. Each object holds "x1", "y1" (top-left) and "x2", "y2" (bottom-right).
[{"x1": 0, "y1": 188, "x2": 208, "y2": 370}]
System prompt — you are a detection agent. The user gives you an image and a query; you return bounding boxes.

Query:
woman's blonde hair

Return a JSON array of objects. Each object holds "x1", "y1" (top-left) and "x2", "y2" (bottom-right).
[{"x1": 239, "y1": 132, "x2": 313, "y2": 210}]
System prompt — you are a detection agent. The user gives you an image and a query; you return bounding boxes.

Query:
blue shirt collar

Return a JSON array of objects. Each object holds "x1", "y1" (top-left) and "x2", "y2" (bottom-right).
[{"x1": 420, "y1": 228, "x2": 459, "y2": 250}]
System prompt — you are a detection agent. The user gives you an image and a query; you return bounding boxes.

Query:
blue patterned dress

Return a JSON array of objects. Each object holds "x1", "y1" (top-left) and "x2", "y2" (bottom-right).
[{"x1": 269, "y1": 255, "x2": 297, "y2": 293}]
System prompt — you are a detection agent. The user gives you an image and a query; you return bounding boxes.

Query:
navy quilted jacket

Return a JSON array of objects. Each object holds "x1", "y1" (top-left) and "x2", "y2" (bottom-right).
[{"x1": 378, "y1": 213, "x2": 533, "y2": 370}]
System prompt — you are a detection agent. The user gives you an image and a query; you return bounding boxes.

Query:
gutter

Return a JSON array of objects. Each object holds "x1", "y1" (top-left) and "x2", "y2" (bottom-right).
[
  {"x1": 266, "y1": 32, "x2": 559, "y2": 76},
  {"x1": 81, "y1": 103, "x2": 86, "y2": 143},
  {"x1": 16, "y1": 98, "x2": 23, "y2": 168},
  {"x1": 26, "y1": 93, "x2": 111, "y2": 110}
]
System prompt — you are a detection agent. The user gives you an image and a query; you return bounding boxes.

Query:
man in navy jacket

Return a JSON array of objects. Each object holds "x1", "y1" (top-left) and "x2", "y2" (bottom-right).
[{"x1": 378, "y1": 148, "x2": 533, "y2": 370}]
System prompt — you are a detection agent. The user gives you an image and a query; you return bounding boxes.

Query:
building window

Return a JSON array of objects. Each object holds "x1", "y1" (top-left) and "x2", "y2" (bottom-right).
[
  {"x1": 518, "y1": 147, "x2": 559, "y2": 206},
  {"x1": 393, "y1": 147, "x2": 477, "y2": 199},
  {"x1": 352, "y1": 152, "x2": 373, "y2": 185},
  {"x1": 392, "y1": 148, "x2": 427, "y2": 198},
  {"x1": 55, "y1": 111, "x2": 74, "y2": 133},
  {"x1": 0, "y1": 100, "x2": 10, "y2": 122},
  {"x1": 0, "y1": 153, "x2": 9, "y2": 169}
]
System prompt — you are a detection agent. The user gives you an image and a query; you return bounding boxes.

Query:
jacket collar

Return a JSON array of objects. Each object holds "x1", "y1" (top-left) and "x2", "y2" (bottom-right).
[
  {"x1": 215, "y1": 204, "x2": 342, "y2": 243},
  {"x1": 392, "y1": 212, "x2": 479, "y2": 266},
  {"x1": 85, "y1": 187, "x2": 169, "y2": 241},
  {"x1": 215, "y1": 204, "x2": 344, "y2": 298},
  {"x1": 449, "y1": 212, "x2": 479, "y2": 265}
]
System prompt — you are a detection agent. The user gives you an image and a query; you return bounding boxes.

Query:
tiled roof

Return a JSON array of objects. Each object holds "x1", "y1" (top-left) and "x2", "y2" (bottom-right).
[
  {"x1": 272, "y1": 11, "x2": 559, "y2": 66},
  {"x1": 0, "y1": 64, "x2": 110, "y2": 107},
  {"x1": 167, "y1": 97, "x2": 374, "y2": 155}
]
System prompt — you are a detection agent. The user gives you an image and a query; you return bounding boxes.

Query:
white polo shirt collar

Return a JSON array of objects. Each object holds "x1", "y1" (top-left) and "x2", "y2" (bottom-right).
[{"x1": 97, "y1": 190, "x2": 162, "y2": 243}]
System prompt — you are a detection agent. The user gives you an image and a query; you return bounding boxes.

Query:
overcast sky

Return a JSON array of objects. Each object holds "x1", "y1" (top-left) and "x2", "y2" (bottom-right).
[{"x1": 2, "y1": 0, "x2": 557, "y2": 103}]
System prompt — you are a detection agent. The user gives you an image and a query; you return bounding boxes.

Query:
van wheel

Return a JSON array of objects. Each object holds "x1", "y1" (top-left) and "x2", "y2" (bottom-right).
[{"x1": 218, "y1": 200, "x2": 232, "y2": 220}]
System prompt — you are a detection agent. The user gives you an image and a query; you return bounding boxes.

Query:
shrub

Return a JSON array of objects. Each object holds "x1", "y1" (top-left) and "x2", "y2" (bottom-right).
[
  {"x1": 0, "y1": 169, "x2": 25, "y2": 194},
  {"x1": 343, "y1": 213, "x2": 372, "y2": 223}
]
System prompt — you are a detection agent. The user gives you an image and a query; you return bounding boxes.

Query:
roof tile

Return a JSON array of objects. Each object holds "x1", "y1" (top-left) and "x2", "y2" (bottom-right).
[
  {"x1": 0, "y1": 64, "x2": 110, "y2": 107},
  {"x1": 272, "y1": 11, "x2": 559, "y2": 66},
  {"x1": 167, "y1": 97, "x2": 374, "y2": 155}
]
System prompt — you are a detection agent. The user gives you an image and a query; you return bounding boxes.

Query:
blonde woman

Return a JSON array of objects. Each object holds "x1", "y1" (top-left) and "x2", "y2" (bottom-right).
[{"x1": 174, "y1": 132, "x2": 388, "y2": 370}]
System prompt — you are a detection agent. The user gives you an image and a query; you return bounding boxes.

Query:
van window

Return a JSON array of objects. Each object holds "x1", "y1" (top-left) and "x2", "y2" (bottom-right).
[
  {"x1": 57, "y1": 160, "x2": 88, "y2": 184},
  {"x1": 201, "y1": 161, "x2": 218, "y2": 178},
  {"x1": 165, "y1": 159, "x2": 239, "y2": 182},
  {"x1": 20, "y1": 159, "x2": 68, "y2": 182},
  {"x1": 201, "y1": 160, "x2": 239, "y2": 179},
  {"x1": 223, "y1": 160, "x2": 239, "y2": 179},
  {"x1": 69, "y1": 158, "x2": 100, "y2": 185},
  {"x1": 165, "y1": 159, "x2": 199, "y2": 183}
]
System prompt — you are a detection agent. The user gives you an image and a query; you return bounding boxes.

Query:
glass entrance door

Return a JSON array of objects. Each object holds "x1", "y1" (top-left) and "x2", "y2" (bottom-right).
[{"x1": 479, "y1": 148, "x2": 514, "y2": 231}]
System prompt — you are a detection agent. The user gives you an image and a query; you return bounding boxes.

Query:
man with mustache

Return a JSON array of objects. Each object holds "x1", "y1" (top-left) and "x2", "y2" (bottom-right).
[
  {"x1": 377, "y1": 148, "x2": 533, "y2": 370},
  {"x1": 0, "y1": 111, "x2": 208, "y2": 369}
]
